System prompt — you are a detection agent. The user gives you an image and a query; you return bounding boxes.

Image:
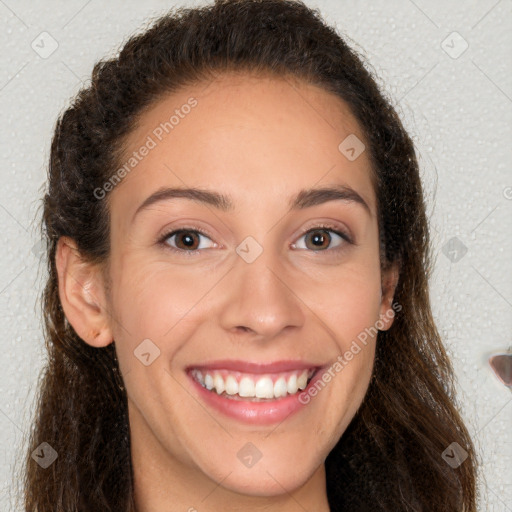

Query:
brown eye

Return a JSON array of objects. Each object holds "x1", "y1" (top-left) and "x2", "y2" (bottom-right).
[
  {"x1": 304, "y1": 229, "x2": 331, "y2": 250},
  {"x1": 160, "y1": 229, "x2": 216, "y2": 253},
  {"x1": 293, "y1": 226, "x2": 349, "y2": 252},
  {"x1": 174, "y1": 230, "x2": 200, "y2": 250}
]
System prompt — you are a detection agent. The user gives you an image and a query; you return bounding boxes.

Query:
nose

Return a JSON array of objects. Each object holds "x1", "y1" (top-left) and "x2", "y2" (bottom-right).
[{"x1": 218, "y1": 245, "x2": 305, "y2": 341}]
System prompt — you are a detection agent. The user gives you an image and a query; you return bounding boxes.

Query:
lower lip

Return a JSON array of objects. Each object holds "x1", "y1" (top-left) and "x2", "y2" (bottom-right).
[{"x1": 187, "y1": 368, "x2": 325, "y2": 425}]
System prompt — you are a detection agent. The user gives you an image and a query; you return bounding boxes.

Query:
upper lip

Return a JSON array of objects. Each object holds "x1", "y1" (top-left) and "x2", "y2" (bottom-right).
[{"x1": 187, "y1": 359, "x2": 322, "y2": 374}]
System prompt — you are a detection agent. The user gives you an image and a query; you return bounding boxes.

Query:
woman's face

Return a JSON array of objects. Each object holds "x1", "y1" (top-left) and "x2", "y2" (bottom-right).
[{"x1": 63, "y1": 72, "x2": 397, "y2": 502}]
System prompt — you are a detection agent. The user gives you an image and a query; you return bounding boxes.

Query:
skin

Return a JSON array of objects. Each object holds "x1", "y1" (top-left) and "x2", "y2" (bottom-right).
[{"x1": 56, "y1": 71, "x2": 398, "y2": 512}]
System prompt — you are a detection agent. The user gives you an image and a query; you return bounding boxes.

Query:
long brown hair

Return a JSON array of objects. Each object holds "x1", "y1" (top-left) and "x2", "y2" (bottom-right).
[{"x1": 19, "y1": 0, "x2": 477, "y2": 510}]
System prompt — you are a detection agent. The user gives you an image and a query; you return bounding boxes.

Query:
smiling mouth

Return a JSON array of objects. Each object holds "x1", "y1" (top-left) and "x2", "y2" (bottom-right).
[{"x1": 189, "y1": 367, "x2": 318, "y2": 401}]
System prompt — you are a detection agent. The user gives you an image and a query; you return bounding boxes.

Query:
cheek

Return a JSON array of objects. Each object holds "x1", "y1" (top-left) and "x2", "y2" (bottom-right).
[
  {"x1": 294, "y1": 260, "x2": 383, "y2": 350},
  {"x1": 110, "y1": 257, "x2": 211, "y2": 336},
  {"x1": 108, "y1": 260, "x2": 204, "y2": 414},
  {"x1": 107, "y1": 257, "x2": 225, "y2": 390}
]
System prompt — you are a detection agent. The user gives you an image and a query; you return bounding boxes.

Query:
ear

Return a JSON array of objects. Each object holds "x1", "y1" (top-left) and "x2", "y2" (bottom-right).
[
  {"x1": 378, "y1": 262, "x2": 400, "y2": 331},
  {"x1": 55, "y1": 236, "x2": 113, "y2": 347}
]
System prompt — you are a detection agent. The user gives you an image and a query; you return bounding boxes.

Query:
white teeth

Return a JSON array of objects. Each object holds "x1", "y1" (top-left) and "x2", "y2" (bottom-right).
[
  {"x1": 274, "y1": 377, "x2": 288, "y2": 398},
  {"x1": 225, "y1": 375, "x2": 239, "y2": 395},
  {"x1": 204, "y1": 373, "x2": 214, "y2": 390},
  {"x1": 287, "y1": 374, "x2": 298, "y2": 394},
  {"x1": 255, "y1": 377, "x2": 274, "y2": 398},
  {"x1": 213, "y1": 374, "x2": 225, "y2": 394},
  {"x1": 238, "y1": 377, "x2": 255, "y2": 397},
  {"x1": 192, "y1": 368, "x2": 316, "y2": 400},
  {"x1": 297, "y1": 370, "x2": 308, "y2": 390}
]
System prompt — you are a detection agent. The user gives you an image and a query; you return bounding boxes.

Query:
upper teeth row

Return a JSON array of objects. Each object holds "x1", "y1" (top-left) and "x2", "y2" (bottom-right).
[{"x1": 191, "y1": 369, "x2": 314, "y2": 399}]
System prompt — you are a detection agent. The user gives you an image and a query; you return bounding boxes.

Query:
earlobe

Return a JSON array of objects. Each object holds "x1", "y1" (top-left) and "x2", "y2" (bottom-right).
[
  {"x1": 55, "y1": 236, "x2": 113, "y2": 347},
  {"x1": 378, "y1": 262, "x2": 400, "y2": 331}
]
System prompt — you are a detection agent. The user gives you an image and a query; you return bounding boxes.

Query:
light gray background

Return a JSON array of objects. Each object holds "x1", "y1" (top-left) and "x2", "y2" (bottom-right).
[{"x1": 0, "y1": 0, "x2": 511, "y2": 510}]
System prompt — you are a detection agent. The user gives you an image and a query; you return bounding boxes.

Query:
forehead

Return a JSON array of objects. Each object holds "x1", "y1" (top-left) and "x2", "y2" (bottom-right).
[{"x1": 109, "y1": 72, "x2": 376, "y2": 223}]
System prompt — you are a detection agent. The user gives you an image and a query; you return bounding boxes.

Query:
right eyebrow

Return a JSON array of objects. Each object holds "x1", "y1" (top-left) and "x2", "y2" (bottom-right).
[{"x1": 132, "y1": 187, "x2": 233, "y2": 224}]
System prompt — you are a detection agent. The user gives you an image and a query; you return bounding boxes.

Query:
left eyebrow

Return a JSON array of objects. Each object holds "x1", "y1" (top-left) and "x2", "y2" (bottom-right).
[
  {"x1": 131, "y1": 183, "x2": 372, "y2": 224},
  {"x1": 289, "y1": 185, "x2": 371, "y2": 216}
]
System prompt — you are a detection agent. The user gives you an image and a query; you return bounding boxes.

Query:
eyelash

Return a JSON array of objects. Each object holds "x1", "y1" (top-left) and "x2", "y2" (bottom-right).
[{"x1": 157, "y1": 223, "x2": 353, "y2": 257}]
